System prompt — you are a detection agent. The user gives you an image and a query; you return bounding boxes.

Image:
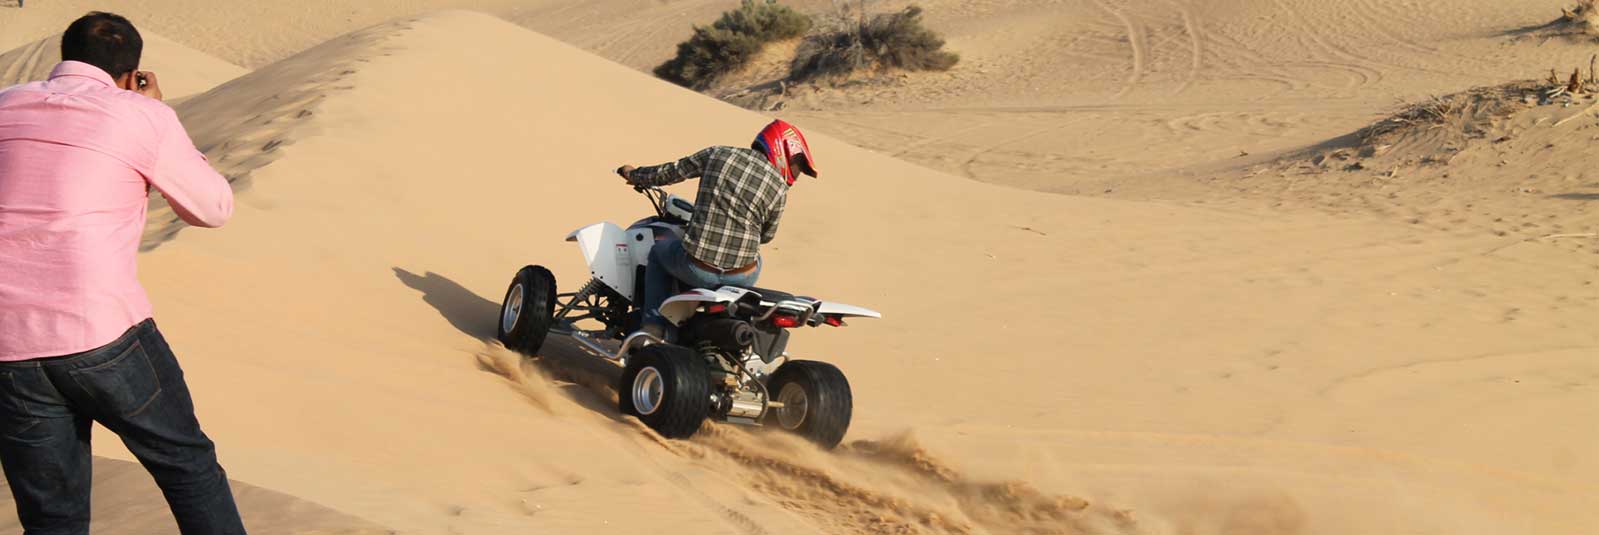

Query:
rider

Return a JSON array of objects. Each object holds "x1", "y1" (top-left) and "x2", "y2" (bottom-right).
[{"x1": 616, "y1": 119, "x2": 819, "y2": 340}]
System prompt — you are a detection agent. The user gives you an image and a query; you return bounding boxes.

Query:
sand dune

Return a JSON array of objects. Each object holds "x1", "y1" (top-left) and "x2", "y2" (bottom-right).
[
  {"x1": 0, "y1": 32, "x2": 243, "y2": 99},
  {"x1": 3, "y1": 0, "x2": 1590, "y2": 198},
  {"x1": 774, "y1": 0, "x2": 1588, "y2": 196},
  {"x1": 0, "y1": 0, "x2": 825, "y2": 70},
  {"x1": 0, "y1": 3, "x2": 1593, "y2": 535},
  {"x1": 129, "y1": 9, "x2": 1594, "y2": 534}
]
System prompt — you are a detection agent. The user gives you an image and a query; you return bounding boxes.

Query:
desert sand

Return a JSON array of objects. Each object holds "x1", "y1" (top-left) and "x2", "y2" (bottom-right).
[{"x1": 0, "y1": 2, "x2": 1595, "y2": 534}]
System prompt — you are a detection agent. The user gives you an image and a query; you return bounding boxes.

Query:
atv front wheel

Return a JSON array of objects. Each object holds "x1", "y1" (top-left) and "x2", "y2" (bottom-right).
[
  {"x1": 766, "y1": 361, "x2": 852, "y2": 449},
  {"x1": 498, "y1": 265, "x2": 556, "y2": 354},
  {"x1": 619, "y1": 344, "x2": 710, "y2": 439}
]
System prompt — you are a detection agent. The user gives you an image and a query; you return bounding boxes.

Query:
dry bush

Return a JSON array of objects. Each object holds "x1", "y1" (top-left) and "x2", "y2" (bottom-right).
[
  {"x1": 790, "y1": 4, "x2": 959, "y2": 83},
  {"x1": 1360, "y1": 95, "x2": 1461, "y2": 141},
  {"x1": 654, "y1": 0, "x2": 813, "y2": 89},
  {"x1": 1357, "y1": 82, "x2": 1539, "y2": 145},
  {"x1": 1557, "y1": 0, "x2": 1599, "y2": 34}
]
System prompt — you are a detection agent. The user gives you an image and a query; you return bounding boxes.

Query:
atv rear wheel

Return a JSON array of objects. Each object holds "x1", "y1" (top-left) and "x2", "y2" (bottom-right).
[
  {"x1": 498, "y1": 265, "x2": 556, "y2": 355},
  {"x1": 766, "y1": 361, "x2": 852, "y2": 449},
  {"x1": 619, "y1": 344, "x2": 710, "y2": 439}
]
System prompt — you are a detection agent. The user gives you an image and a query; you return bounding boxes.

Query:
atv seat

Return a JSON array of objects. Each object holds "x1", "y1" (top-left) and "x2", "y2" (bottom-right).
[{"x1": 730, "y1": 286, "x2": 811, "y2": 304}]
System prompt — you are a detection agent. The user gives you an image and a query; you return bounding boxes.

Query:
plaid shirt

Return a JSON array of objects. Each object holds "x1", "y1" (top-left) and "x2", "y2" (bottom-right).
[{"x1": 629, "y1": 146, "x2": 787, "y2": 270}]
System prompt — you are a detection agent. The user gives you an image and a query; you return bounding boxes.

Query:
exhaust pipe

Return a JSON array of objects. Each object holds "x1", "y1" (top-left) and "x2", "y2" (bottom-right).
[{"x1": 690, "y1": 318, "x2": 756, "y2": 355}]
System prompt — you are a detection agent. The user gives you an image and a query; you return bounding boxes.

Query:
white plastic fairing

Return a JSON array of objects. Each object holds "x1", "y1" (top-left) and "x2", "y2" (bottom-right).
[
  {"x1": 627, "y1": 228, "x2": 655, "y2": 268},
  {"x1": 659, "y1": 288, "x2": 735, "y2": 324},
  {"x1": 817, "y1": 302, "x2": 882, "y2": 319},
  {"x1": 656, "y1": 287, "x2": 880, "y2": 325},
  {"x1": 566, "y1": 222, "x2": 636, "y2": 300},
  {"x1": 664, "y1": 194, "x2": 695, "y2": 222}
]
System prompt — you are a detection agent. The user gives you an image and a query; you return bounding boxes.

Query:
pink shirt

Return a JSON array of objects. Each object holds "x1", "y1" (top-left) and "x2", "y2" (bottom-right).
[{"x1": 0, "y1": 61, "x2": 232, "y2": 361}]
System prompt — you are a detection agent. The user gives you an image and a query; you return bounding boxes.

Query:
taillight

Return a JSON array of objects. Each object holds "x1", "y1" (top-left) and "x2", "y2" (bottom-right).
[
  {"x1": 771, "y1": 315, "x2": 801, "y2": 328},
  {"x1": 703, "y1": 303, "x2": 727, "y2": 314},
  {"x1": 824, "y1": 315, "x2": 844, "y2": 327}
]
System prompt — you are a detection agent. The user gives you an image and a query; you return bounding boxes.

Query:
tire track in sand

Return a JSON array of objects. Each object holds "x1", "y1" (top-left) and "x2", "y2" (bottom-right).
[
  {"x1": 616, "y1": 421, "x2": 775, "y2": 535},
  {"x1": 1268, "y1": 0, "x2": 1470, "y2": 79},
  {"x1": 683, "y1": 426, "x2": 1140, "y2": 535},
  {"x1": 531, "y1": 338, "x2": 1140, "y2": 535},
  {"x1": 1092, "y1": 0, "x2": 1146, "y2": 99},
  {"x1": 1265, "y1": 0, "x2": 1386, "y2": 88},
  {"x1": 1342, "y1": 0, "x2": 1497, "y2": 71},
  {"x1": 889, "y1": 119, "x2": 1004, "y2": 159},
  {"x1": 1169, "y1": 0, "x2": 1204, "y2": 95},
  {"x1": 611, "y1": 6, "x2": 690, "y2": 68},
  {"x1": 959, "y1": 116, "x2": 1091, "y2": 182},
  {"x1": 1192, "y1": 29, "x2": 1314, "y2": 95},
  {"x1": 501, "y1": 340, "x2": 783, "y2": 535},
  {"x1": 1344, "y1": 0, "x2": 1441, "y2": 56}
]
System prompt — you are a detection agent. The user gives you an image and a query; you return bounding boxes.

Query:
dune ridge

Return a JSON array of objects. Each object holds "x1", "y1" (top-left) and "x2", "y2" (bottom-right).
[
  {"x1": 142, "y1": 19, "x2": 416, "y2": 250},
  {"x1": 0, "y1": 32, "x2": 244, "y2": 99}
]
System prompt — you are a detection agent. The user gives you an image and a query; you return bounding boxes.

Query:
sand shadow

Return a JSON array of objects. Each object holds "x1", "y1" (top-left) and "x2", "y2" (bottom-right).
[
  {"x1": 1503, "y1": 22, "x2": 1556, "y2": 38},
  {"x1": 1550, "y1": 192, "x2": 1599, "y2": 201},
  {"x1": 1298, "y1": 131, "x2": 1362, "y2": 155},
  {"x1": 1501, "y1": 13, "x2": 1599, "y2": 44},
  {"x1": 0, "y1": 457, "x2": 390, "y2": 533},
  {"x1": 392, "y1": 268, "x2": 627, "y2": 420},
  {"x1": 392, "y1": 268, "x2": 500, "y2": 341},
  {"x1": 517, "y1": 338, "x2": 631, "y2": 424}
]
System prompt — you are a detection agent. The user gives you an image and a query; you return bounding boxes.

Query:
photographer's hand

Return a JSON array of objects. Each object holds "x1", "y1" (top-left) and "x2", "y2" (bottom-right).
[{"x1": 134, "y1": 71, "x2": 163, "y2": 101}]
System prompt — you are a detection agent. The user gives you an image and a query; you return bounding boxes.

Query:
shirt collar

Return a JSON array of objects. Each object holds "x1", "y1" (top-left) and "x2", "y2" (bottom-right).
[{"x1": 48, "y1": 61, "x2": 117, "y2": 87}]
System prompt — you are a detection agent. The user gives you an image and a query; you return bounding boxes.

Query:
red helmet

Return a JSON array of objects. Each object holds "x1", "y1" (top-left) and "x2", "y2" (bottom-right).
[{"x1": 752, "y1": 119, "x2": 818, "y2": 185}]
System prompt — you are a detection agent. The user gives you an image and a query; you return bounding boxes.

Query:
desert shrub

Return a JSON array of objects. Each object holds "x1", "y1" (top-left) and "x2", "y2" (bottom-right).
[
  {"x1": 1356, "y1": 82, "x2": 1538, "y2": 145},
  {"x1": 1539, "y1": 0, "x2": 1599, "y2": 38},
  {"x1": 654, "y1": 0, "x2": 813, "y2": 89},
  {"x1": 791, "y1": 5, "x2": 959, "y2": 82},
  {"x1": 1562, "y1": 0, "x2": 1599, "y2": 29}
]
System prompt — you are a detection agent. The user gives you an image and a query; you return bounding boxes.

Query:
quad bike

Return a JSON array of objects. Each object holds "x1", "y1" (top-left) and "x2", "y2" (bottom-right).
[{"x1": 496, "y1": 185, "x2": 879, "y2": 448}]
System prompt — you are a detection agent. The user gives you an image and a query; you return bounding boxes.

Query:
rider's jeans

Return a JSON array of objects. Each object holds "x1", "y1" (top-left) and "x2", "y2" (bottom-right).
[{"x1": 642, "y1": 238, "x2": 761, "y2": 338}]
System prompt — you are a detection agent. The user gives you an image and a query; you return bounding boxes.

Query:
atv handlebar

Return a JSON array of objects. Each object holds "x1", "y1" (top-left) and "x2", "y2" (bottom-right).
[
  {"x1": 634, "y1": 184, "x2": 671, "y2": 219},
  {"x1": 616, "y1": 165, "x2": 664, "y2": 212},
  {"x1": 618, "y1": 169, "x2": 681, "y2": 221}
]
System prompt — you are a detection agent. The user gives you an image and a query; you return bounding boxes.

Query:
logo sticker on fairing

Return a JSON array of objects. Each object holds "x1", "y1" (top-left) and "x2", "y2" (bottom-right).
[{"x1": 615, "y1": 243, "x2": 629, "y2": 266}]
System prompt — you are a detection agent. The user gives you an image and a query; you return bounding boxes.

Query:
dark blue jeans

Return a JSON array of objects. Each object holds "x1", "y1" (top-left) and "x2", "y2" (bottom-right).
[
  {"x1": 642, "y1": 238, "x2": 761, "y2": 338},
  {"x1": 0, "y1": 319, "x2": 244, "y2": 534}
]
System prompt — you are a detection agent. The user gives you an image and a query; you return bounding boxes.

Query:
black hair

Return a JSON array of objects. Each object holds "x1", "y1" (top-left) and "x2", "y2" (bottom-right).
[{"x1": 60, "y1": 12, "x2": 143, "y2": 79}]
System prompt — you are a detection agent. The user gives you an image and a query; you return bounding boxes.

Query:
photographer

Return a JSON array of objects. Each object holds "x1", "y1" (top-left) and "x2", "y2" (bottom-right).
[{"x1": 0, "y1": 12, "x2": 245, "y2": 534}]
